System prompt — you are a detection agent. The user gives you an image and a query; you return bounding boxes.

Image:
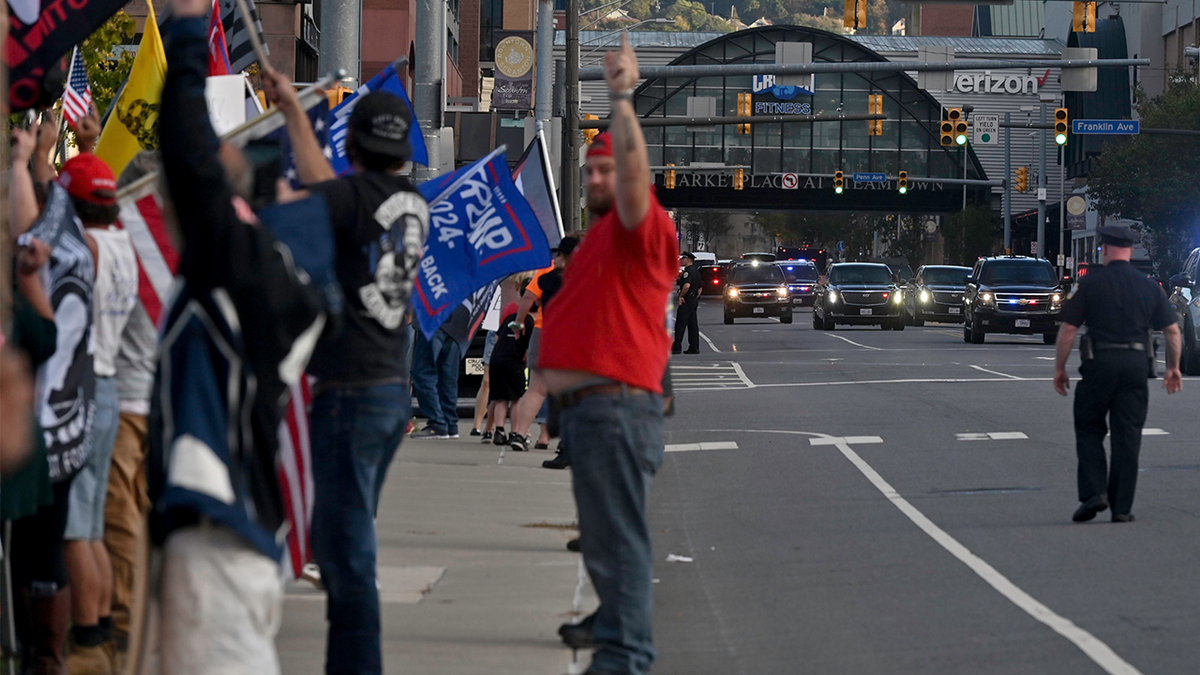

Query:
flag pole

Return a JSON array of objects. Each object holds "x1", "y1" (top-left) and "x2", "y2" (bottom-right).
[{"x1": 233, "y1": 0, "x2": 274, "y2": 74}]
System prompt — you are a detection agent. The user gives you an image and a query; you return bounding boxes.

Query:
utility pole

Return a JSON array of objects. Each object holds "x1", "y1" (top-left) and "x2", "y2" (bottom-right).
[
  {"x1": 961, "y1": 104, "x2": 973, "y2": 211},
  {"x1": 535, "y1": 0, "x2": 554, "y2": 124},
  {"x1": 1037, "y1": 104, "x2": 1047, "y2": 260},
  {"x1": 1058, "y1": 145, "x2": 1066, "y2": 277},
  {"x1": 561, "y1": 0, "x2": 581, "y2": 231},
  {"x1": 1004, "y1": 111, "x2": 1011, "y2": 254},
  {"x1": 320, "y1": 0, "x2": 361, "y2": 84},
  {"x1": 414, "y1": 0, "x2": 445, "y2": 181}
]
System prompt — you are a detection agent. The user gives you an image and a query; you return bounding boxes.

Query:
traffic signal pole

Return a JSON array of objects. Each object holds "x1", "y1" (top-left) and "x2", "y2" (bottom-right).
[
  {"x1": 1037, "y1": 104, "x2": 1047, "y2": 260},
  {"x1": 1004, "y1": 112, "x2": 1012, "y2": 253}
]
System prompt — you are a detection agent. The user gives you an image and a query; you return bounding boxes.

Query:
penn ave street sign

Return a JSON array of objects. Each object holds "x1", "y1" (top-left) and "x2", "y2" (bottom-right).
[{"x1": 853, "y1": 172, "x2": 887, "y2": 183}]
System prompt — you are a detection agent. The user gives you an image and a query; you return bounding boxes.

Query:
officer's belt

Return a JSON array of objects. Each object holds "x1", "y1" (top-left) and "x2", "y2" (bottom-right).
[{"x1": 1093, "y1": 341, "x2": 1147, "y2": 352}]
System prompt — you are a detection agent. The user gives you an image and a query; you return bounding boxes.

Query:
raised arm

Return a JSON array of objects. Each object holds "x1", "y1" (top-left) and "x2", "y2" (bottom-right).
[
  {"x1": 262, "y1": 70, "x2": 337, "y2": 184},
  {"x1": 9, "y1": 128, "x2": 41, "y2": 238},
  {"x1": 604, "y1": 35, "x2": 650, "y2": 230}
]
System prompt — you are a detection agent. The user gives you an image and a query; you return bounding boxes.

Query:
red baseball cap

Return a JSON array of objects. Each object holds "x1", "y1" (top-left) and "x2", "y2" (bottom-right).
[
  {"x1": 58, "y1": 153, "x2": 117, "y2": 207},
  {"x1": 587, "y1": 132, "x2": 613, "y2": 158}
]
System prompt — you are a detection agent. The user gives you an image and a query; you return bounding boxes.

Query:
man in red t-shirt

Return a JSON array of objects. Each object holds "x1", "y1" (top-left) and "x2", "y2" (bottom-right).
[{"x1": 537, "y1": 35, "x2": 679, "y2": 675}]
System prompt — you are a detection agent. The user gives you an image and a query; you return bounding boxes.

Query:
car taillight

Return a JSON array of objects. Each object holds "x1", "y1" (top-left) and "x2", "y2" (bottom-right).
[{"x1": 712, "y1": 279, "x2": 719, "y2": 284}]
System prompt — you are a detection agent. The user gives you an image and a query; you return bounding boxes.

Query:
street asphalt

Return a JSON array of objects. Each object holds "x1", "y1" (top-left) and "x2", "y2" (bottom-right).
[
  {"x1": 653, "y1": 298, "x2": 1200, "y2": 675},
  {"x1": 276, "y1": 296, "x2": 1199, "y2": 675}
]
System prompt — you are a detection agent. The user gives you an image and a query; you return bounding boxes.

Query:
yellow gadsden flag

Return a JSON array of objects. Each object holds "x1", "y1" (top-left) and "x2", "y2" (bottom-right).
[{"x1": 95, "y1": 3, "x2": 167, "y2": 178}]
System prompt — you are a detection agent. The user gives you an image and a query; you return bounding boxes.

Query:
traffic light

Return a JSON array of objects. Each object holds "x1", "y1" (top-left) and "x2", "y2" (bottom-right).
[
  {"x1": 833, "y1": 170, "x2": 845, "y2": 195},
  {"x1": 1072, "y1": 1, "x2": 1097, "y2": 32},
  {"x1": 734, "y1": 168, "x2": 745, "y2": 190},
  {"x1": 940, "y1": 117, "x2": 954, "y2": 146},
  {"x1": 1054, "y1": 108, "x2": 1069, "y2": 145},
  {"x1": 666, "y1": 163, "x2": 676, "y2": 190},
  {"x1": 843, "y1": 0, "x2": 866, "y2": 28},
  {"x1": 898, "y1": 170, "x2": 908, "y2": 195},
  {"x1": 868, "y1": 94, "x2": 883, "y2": 136},
  {"x1": 947, "y1": 108, "x2": 967, "y2": 146},
  {"x1": 583, "y1": 114, "x2": 600, "y2": 144},
  {"x1": 737, "y1": 93, "x2": 752, "y2": 134},
  {"x1": 1015, "y1": 166, "x2": 1029, "y2": 193},
  {"x1": 324, "y1": 85, "x2": 354, "y2": 109}
]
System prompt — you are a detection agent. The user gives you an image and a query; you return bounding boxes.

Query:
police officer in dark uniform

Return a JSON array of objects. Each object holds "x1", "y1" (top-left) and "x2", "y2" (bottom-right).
[
  {"x1": 1054, "y1": 225, "x2": 1183, "y2": 523},
  {"x1": 673, "y1": 252, "x2": 701, "y2": 354}
]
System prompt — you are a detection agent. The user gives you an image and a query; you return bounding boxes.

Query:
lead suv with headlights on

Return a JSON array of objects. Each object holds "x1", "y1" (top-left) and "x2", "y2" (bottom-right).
[
  {"x1": 963, "y1": 256, "x2": 1063, "y2": 344},
  {"x1": 813, "y1": 263, "x2": 905, "y2": 330},
  {"x1": 723, "y1": 262, "x2": 793, "y2": 324},
  {"x1": 777, "y1": 260, "x2": 820, "y2": 306},
  {"x1": 905, "y1": 265, "x2": 971, "y2": 326}
]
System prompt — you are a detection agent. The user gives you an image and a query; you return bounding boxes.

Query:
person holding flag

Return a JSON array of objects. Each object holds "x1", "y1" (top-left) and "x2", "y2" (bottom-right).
[{"x1": 261, "y1": 62, "x2": 430, "y2": 675}]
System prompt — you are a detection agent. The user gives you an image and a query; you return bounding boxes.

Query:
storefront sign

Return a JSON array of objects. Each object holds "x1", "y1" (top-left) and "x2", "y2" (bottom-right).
[
  {"x1": 493, "y1": 31, "x2": 535, "y2": 110},
  {"x1": 1066, "y1": 195, "x2": 1088, "y2": 231},
  {"x1": 954, "y1": 71, "x2": 1042, "y2": 96}
]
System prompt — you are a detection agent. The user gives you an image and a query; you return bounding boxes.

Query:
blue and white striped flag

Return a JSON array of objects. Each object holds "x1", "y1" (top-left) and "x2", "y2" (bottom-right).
[{"x1": 329, "y1": 61, "x2": 428, "y2": 171}]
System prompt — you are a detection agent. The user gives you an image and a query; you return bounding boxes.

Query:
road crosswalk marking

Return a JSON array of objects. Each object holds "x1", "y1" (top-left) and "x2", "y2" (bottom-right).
[
  {"x1": 665, "y1": 442, "x2": 739, "y2": 452},
  {"x1": 671, "y1": 362, "x2": 755, "y2": 391},
  {"x1": 956, "y1": 432, "x2": 1029, "y2": 441}
]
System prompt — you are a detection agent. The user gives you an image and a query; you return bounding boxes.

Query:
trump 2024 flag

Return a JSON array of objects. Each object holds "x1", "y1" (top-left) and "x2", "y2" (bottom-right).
[{"x1": 413, "y1": 147, "x2": 552, "y2": 339}]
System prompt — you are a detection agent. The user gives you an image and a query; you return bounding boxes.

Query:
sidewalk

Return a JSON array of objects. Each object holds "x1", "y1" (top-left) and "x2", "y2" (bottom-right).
[{"x1": 277, "y1": 433, "x2": 595, "y2": 675}]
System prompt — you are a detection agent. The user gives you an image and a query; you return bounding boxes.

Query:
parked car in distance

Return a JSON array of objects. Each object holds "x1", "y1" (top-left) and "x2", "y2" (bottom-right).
[
  {"x1": 963, "y1": 256, "x2": 1063, "y2": 344},
  {"x1": 724, "y1": 262, "x2": 793, "y2": 324},
  {"x1": 699, "y1": 261, "x2": 726, "y2": 295},
  {"x1": 905, "y1": 265, "x2": 971, "y2": 326},
  {"x1": 813, "y1": 262, "x2": 905, "y2": 330},
  {"x1": 777, "y1": 260, "x2": 820, "y2": 306}
]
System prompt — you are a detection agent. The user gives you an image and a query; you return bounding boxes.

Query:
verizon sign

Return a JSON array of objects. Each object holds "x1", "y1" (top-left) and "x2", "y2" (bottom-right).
[{"x1": 954, "y1": 71, "x2": 1044, "y2": 95}]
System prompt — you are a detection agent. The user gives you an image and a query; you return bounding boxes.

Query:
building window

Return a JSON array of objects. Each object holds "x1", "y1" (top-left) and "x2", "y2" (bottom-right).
[
  {"x1": 448, "y1": 30, "x2": 460, "y2": 63},
  {"x1": 481, "y1": 0, "x2": 503, "y2": 62}
]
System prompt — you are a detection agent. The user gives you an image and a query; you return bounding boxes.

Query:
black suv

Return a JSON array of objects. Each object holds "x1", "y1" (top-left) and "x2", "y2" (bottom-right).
[
  {"x1": 963, "y1": 256, "x2": 1063, "y2": 344},
  {"x1": 813, "y1": 262, "x2": 905, "y2": 330},
  {"x1": 905, "y1": 265, "x2": 971, "y2": 326},
  {"x1": 778, "y1": 260, "x2": 820, "y2": 306},
  {"x1": 724, "y1": 262, "x2": 793, "y2": 324}
]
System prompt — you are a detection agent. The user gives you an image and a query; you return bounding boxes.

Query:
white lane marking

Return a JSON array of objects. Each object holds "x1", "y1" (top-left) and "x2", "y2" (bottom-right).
[
  {"x1": 810, "y1": 436, "x2": 883, "y2": 446},
  {"x1": 821, "y1": 436, "x2": 1145, "y2": 675},
  {"x1": 699, "y1": 331, "x2": 721, "y2": 353},
  {"x1": 731, "y1": 362, "x2": 757, "y2": 388},
  {"x1": 1142, "y1": 428, "x2": 1170, "y2": 436},
  {"x1": 826, "y1": 333, "x2": 885, "y2": 351},
  {"x1": 957, "y1": 432, "x2": 1030, "y2": 441},
  {"x1": 1035, "y1": 356, "x2": 1056, "y2": 361},
  {"x1": 970, "y1": 364, "x2": 1023, "y2": 380},
  {"x1": 665, "y1": 442, "x2": 739, "y2": 452},
  {"x1": 681, "y1": 377, "x2": 1082, "y2": 393}
]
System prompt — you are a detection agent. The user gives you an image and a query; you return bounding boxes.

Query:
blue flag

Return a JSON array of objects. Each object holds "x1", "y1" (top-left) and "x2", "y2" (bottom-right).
[
  {"x1": 263, "y1": 99, "x2": 332, "y2": 189},
  {"x1": 412, "y1": 148, "x2": 552, "y2": 339},
  {"x1": 329, "y1": 63, "x2": 428, "y2": 172}
]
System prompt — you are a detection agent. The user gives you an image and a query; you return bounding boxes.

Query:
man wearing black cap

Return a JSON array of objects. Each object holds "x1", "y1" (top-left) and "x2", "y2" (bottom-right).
[
  {"x1": 1054, "y1": 225, "x2": 1182, "y2": 524},
  {"x1": 264, "y1": 76, "x2": 429, "y2": 673},
  {"x1": 673, "y1": 252, "x2": 701, "y2": 354}
]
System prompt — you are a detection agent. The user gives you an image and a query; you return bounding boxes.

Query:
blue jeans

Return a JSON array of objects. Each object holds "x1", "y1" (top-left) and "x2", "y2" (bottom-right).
[
  {"x1": 411, "y1": 330, "x2": 463, "y2": 434},
  {"x1": 562, "y1": 393, "x2": 664, "y2": 675},
  {"x1": 310, "y1": 384, "x2": 410, "y2": 675}
]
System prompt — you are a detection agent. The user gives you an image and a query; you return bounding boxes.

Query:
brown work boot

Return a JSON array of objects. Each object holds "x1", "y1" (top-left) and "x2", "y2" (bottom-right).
[{"x1": 65, "y1": 644, "x2": 112, "y2": 675}]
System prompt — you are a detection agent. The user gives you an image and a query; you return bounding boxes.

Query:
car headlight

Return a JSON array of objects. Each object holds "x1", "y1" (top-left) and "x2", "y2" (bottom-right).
[
  {"x1": 980, "y1": 292, "x2": 994, "y2": 308},
  {"x1": 827, "y1": 290, "x2": 839, "y2": 303},
  {"x1": 1051, "y1": 292, "x2": 1062, "y2": 309},
  {"x1": 727, "y1": 288, "x2": 739, "y2": 299},
  {"x1": 920, "y1": 290, "x2": 930, "y2": 304},
  {"x1": 777, "y1": 286, "x2": 789, "y2": 297},
  {"x1": 893, "y1": 290, "x2": 903, "y2": 304}
]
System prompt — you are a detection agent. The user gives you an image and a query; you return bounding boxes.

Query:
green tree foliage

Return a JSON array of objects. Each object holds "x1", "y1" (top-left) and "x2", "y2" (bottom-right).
[
  {"x1": 1087, "y1": 72, "x2": 1200, "y2": 274},
  {"x1": 941, "y1": 203, "x2": 1000, "y2": 265},
  {"x1": 82, "y1": 11, "x2": 138, "y2": 120},
  {"x1": 662, "y1": 0, "x2": 736, "y2": 32}
]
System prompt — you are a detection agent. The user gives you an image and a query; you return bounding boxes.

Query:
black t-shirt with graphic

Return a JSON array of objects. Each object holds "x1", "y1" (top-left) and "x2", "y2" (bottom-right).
[{"x1": 308, "y1": 172, "x2": 429, "y2": 384}]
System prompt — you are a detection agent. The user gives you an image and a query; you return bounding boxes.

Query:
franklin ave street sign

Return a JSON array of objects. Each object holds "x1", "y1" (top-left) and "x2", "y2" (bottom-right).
[
  {"x1": 854, "y1": 172, "x2": 887, "y2": 183},
  {"x1": 1072, "y1": 120, "x2": 1140, "y2": 135}
]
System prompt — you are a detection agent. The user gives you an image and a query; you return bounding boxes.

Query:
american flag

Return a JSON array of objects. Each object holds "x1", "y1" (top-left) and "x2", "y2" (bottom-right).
[
  {"x1": 218, "y1": 0, "x2": 270, "y2": 73},
  {"x1": 63, "y1": 48, "x2": 93, "y2": 127},
  {"x1": 264, "y1": 99, "x2": 331, "y2": 189}
]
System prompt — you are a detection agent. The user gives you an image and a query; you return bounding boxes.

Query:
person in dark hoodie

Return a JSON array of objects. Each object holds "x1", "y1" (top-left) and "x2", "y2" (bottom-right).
[
  {"x1": 487, "y1": 302, "x2": 534, "y2": 442},
  {"x1": 146, "y1": 0, "x2": 331, "y2": 670}
]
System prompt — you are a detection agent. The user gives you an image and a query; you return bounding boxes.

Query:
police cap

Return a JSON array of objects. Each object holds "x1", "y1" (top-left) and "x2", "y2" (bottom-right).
[{"x1": 1097, "y1": 225, "x2": 1137, "y2": 248}]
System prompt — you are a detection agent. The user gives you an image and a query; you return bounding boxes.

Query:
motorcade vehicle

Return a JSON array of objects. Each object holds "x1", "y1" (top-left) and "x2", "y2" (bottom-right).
[
  {"x1": 904, "y1": 265, "x2": 971, "y2": 326},
  {"x1": 778, "y1": 246, "x2": 829, "y2": 271},
  {"x1": 812, "y1": 262, "x2": 905, "y2": 330},
  {"x1": 740, "y1": 252, "x2": 777, "y2": 263},
  {"x1": 723, "y1": 262, "x2": 793, "y2": 324},
  {"x1": 963, "y1": 256, "x2": 1063, "y2": 344},
  {"x1": 696, "y1": 255, "x2": 726, "y2": 295},
  {"x1": 777, "y1": 260, "x2": 820, "y2": 306},
  {"x1": 1168, "y1": 247, "x2": 1200, "y2": 375}
]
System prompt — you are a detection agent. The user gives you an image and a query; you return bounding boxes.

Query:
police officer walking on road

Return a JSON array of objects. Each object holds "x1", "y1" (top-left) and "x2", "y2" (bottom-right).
[
  {"x1": 673, "y1": 252, "x2": 701, "y2": 354},
  {"x1": 1054, "y1": 225, "x2": 1183, "y2": 524}
]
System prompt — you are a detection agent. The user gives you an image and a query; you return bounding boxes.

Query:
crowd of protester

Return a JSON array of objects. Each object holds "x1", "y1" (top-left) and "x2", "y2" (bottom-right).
[{"x1": 2, "y1": 0, "x2": 674, "y2": 668}]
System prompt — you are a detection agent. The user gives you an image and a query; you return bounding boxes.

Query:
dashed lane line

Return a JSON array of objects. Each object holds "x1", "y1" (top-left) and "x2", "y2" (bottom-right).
[
  {"x1": 665, "y1": 442, "x2": 739, "y2": 452},
  {"x1": 969, "y1": 364, "x2": 1023, "y2": 380},
  {"x1": 825, "y1": 333, "x2": 885, "y2": 351},
  {"x1": 699, "y1": 331, "x2": 721, "y2": 353},
  {"x1": 956, "y1": 432, "x2": 1029, "y2": 441}
]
